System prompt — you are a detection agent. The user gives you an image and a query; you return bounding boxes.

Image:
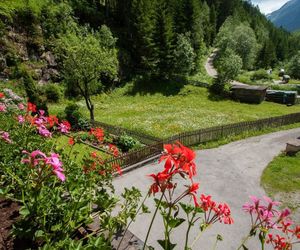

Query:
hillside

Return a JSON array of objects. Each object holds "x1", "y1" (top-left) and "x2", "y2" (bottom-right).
[{"x1": 268, "y1": 0, "x2": 300, "y2": 32}]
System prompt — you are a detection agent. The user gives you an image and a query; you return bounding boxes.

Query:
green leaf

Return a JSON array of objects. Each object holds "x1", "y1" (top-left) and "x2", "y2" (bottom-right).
[
  {"x1": 51, "y1": 224, "x2": 62, "y2": 232},
  {"x1": 35, "y1": 230, "x2": 45, "y2": 239},
  {"x1": 168, "y1": 218, "x2": 185, "y2": 228},
  {"x1": 157, "y1": 239, "x2": 177, "y2": 250},
  {"x1": 179, "y1": 202, "x2": 194, "y2": 214},
  {"x1": 19, "y1": 207, "x2": 30, "y2": 217},
  {"x1": 217, "y1": 234, "x2": 223, "y2": 241},
  {"x1": 142, "y1": 204, "x2": 151, "y2": 214}
]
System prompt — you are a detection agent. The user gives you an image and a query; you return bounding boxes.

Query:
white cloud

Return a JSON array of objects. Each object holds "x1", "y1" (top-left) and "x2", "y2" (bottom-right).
[{"x1": 251, "y1": 0, "x2": 290, "y2": 14}]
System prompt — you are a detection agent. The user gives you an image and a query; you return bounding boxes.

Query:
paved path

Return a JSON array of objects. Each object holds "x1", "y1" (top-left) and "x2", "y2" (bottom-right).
[
  {"x1": 113, "y1": 128, "x2": 300, "y2": 250},
  {"x1": 204, "y1": 51, "x2": 249, "y2": 87},
  {"x1": 205, "y1": 50, "x2": 218, "y2": 78}
]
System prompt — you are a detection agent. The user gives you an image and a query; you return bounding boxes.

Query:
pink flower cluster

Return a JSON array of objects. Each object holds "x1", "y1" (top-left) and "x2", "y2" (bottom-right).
[
  {"x1": 243, "y1": 196, "x2": 300, "y2": 249},
  {"x1": 19, "y1": 102, "x2": 71, "y2": 138},
  {"x1": 198, "y1": 194, "x2": 234, "y2": 225},
  {"x1": 22, "y1": 150, "x2": 65, "y2": 181},
  {"x1": 0, "y1": 131, "x2": 12, "y2": 144}
]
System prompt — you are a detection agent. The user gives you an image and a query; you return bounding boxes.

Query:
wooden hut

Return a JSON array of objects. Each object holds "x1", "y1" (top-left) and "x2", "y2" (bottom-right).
[{"x1": 231, "y1": 85, "x2": 268, "y2": 104}]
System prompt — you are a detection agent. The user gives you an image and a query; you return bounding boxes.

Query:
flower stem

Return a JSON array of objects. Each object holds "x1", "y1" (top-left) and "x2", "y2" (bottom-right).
[
  {"x1": 184, "y1": 212, "x2": 196, "y2": 250},
  {"x1": 190, "y1": 224, "x2": 211, "y2": 249},
  {"x1": 143, "y1": 192, "x2": 164, "y2": 250},
  {"x1": 237, "y1": 234, "x2": 252, "y2": 250},
  {"x1": 117, "y1": 193, "x2": 148, "y2": 250},
  {"x1": 165, "y1": 205, "x2": 173, "y2": 250}
]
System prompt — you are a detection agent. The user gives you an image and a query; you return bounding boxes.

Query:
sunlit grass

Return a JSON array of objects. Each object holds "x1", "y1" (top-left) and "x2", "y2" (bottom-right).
[
  {"x1": 261, "y1": 152, "x2": 300, "y2": 193},
  {"x1": 54, "y1": 135, "x2": 110, "y2": 165},
  {"x1": 49, "y1": 84, "x2": 300, "y2": 138}
]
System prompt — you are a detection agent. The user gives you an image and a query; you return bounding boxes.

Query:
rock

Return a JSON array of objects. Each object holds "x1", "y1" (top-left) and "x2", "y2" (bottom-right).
[
  {"x1": 40, "y1": 68, "x2": 60, "y2": 83},
  {"x1": 41, "y1": 51, "x2": 57, "y2": 67}
]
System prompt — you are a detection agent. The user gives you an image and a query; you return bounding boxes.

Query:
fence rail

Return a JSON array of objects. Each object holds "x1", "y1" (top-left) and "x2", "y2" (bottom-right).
[
  {"x1": 163, "y1": 112, "x2": 300, "y2": 146},
  {"x1": 96, "y1": 112, "x2": 300, "y2": 170},
  {"x1": 91, "y1": 120, "x2": 161, "y2": 145},
  {"x1": 104, "y1": 142, "x2": 163, "y2": 170}
]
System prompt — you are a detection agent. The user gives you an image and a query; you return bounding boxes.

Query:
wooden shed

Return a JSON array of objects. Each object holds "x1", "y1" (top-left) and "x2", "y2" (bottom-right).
[{"x1": 231, "y1": 85, "x2": 268, "y2": 104}]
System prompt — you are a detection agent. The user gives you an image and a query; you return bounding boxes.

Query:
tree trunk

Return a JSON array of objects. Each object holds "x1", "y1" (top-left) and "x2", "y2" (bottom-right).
[{"x1": 89, "y1": 103, "x2": 94, "y2": 121}]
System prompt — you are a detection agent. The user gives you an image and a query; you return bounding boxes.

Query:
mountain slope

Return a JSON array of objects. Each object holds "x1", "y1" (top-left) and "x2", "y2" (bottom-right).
[{"x1": 268, "y1": 0, "x2": 300, "y2": 32}]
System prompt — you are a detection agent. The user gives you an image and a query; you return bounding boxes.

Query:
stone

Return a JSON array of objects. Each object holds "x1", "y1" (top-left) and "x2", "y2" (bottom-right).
[
  {"x1": 286, "y1": 139, "x2": 300, "y2": 155},
  {"x1": 41, "y1": 51, "x2": 57, "y2": 67}
]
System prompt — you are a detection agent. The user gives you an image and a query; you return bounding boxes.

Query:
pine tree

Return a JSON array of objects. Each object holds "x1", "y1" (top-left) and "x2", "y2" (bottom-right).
[
  {"x1": 152, "y1": 0, "x2": 174, "y2": 78},
  {"x1": 130, "y1": 0, "x2": 157, "y2": 74}
]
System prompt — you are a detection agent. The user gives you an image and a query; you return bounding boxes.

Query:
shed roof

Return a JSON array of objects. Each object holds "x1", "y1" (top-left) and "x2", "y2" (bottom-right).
[{"x1": 231, "y1": 85, "x2": 269, "y2": 91}]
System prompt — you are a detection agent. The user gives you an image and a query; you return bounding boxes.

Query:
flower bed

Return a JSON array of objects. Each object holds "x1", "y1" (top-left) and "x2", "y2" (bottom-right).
[{"x1": 1, "y1": 89, "x2": 300, "y2": 250}]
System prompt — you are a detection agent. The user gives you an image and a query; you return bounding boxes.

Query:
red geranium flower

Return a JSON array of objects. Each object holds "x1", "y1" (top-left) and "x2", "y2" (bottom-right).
[
  {"x1": 0, "y1": 92, "x2": 4, "y2": 98},
  {"x1": 27, "y1": 102, "x2": 37, "y2": 113},
  {"x1": 68, "y1": 137, "x2": 75, "y2": 146}
]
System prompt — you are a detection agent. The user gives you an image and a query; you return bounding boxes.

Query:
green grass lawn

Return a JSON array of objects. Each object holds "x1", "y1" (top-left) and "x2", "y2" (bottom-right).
[
  {"x1": 49, "y1": 84, "x2": 300, "y2": 138},
  {"x1": 261, "y1": 152, "x2": 300, "y2": 194},
  {"x1": 54, "y1": 135, "x2": 110, "y2": 164}
]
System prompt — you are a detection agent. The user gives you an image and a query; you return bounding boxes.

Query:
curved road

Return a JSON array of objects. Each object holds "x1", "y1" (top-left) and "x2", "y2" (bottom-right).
[
  {"x1": 113, "y1": 128, "x2": 300, "y2": 250},
  {"x1": 205, "y1": 51, "x2": 247, "y2": 86}
]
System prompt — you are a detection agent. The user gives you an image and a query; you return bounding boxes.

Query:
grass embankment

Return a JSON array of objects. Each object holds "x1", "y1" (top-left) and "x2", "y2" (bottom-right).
[
  {"x1": 261, "y1": 152, "x2": 300, "y2": 218},
  {"x1": 261, "y1": 152, "x2": 300, "y2": 194},
  {"x1": 54, "y1": 135, "x2": 109, "y2": 165},
  {"x1": 49, "y1": 84, "x2": 300, "y2": 138}
]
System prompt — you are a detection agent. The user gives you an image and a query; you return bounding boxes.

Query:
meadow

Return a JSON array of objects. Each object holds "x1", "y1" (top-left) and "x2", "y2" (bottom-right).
[{"x1": 49, "y1": 84, "x2": 300, "y2": 138}]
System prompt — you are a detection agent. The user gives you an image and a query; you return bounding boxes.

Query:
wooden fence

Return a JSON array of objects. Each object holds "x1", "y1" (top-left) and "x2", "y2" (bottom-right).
[
  {"x1": 99, "y1": 112, "x2": 300, "y2": 170},
  {"x1": 92, "y1": 120, "x2": 161, "y2": 145},
  {"x1": 104, "y1": 142, "x2": 163, "y2": 170},
  {"x1": 163, "y1": 112, "x2": 300, "y2": 146}
]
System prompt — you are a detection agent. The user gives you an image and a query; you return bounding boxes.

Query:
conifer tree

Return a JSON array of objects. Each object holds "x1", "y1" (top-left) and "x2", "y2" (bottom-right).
[
  {"x1": 130, "y1": 0, "x2": 157, "y2": 74},
  {"x1": 152, "y1": 0, "x2": 174, "y2": 78}
]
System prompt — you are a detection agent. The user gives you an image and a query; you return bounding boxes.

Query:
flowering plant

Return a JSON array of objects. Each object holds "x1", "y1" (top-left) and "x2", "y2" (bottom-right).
[
  {"x1": 0, "y1": 94, "x2": 143, "y2": 248},
  {"x1": 240, "y1": 196, "x2": 300, "y2": 250},
  {"x1": 143, "y1": 142, "x2": 233, "y2": 250}
]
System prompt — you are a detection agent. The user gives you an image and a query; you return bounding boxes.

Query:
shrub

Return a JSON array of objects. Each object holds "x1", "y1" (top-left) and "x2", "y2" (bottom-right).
[
  {"x1": 251, "y1": 69, "x2": 271, "y2": 81},
  {"x1": 23, "y1": 70, "x2": 48, "y2": 114},
  {"x1": 116, "y1": 134, "x2": 139, "y2": 152},
  {"x1": 64, "y1": 103, "x2": 82, "y2": 128},
  {"x1": 287, "y1": 51, "x2": 300, "y2": 79},
  {"x1": 77, "y1": 117, "x2": 91, "y2": 131},
  {"x1": 44, "y1": 84, "x2": 61, "y2": 103}
]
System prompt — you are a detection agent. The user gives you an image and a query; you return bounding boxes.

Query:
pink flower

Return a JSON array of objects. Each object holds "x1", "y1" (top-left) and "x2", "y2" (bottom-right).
[
  {"x1": 45, "y1": 153, "x2": 65, "y2": 181},
  {"x1": 22, "y1": 150, "x2": 47, "y2": 166},
  {"x1": 0, "y1": 131, "x2": 12, "y2": 144},
  {"x1": 22, "y1": 150, "x2": 65, "y2": 181},
  {"x1": 37, "y1": 126, "x2": 52, "y2": 138},
  {"x1": 18, "y1": 115, "x2": 25, "y2": 124},
  {"x1": 0, "y1": 103, "x2": 6, "y2": 112},
  {"x1": 18, "y1": 103, "x2": 25, "y2": 110},
  {"x1": 39, "y1": 110, "x2": 45, "y2": 116},
  {"x1": 58, "y1": 120, "x2": 71, "y2": 134}
]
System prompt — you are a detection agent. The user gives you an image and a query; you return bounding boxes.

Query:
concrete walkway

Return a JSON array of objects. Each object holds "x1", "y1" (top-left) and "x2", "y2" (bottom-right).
[{"x1": 113, "y1": 128, "x2": 300, "y2": 250}]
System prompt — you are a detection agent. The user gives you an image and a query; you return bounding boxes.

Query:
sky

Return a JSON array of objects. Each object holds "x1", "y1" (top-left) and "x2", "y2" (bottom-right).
[{"x1": 251, "y1": 0, "x2": 290, "y2": 14}]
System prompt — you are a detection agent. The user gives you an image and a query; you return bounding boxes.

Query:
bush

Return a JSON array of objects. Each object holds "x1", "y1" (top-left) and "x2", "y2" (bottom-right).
[
  {"x1": 287, "y1": 51, "x2": 300, "y2": 79},
  {"x1": 77, "y1": 117, "x2": 91, "y2": 131},
  {"x1": 64, "y1": 103, "x2": 82, "y2": 128},
  {"x1": 116, "y1": 134, "x2": 139, "y2": 152},
  {"x1": 251, "y1": 69, "x2": 271, "y2": 81},
  {"x1": 44, "y1": 84, "x2": 61, "y2": 103},
  {"x1": 23, "y1": 70, "x2": 48, "y2": 114}
]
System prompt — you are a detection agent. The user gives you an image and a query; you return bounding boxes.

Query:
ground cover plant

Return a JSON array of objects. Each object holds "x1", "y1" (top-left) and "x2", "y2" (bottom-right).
[{"x1": 49, "y1": 84, "x2": 300, "y2": 138}]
